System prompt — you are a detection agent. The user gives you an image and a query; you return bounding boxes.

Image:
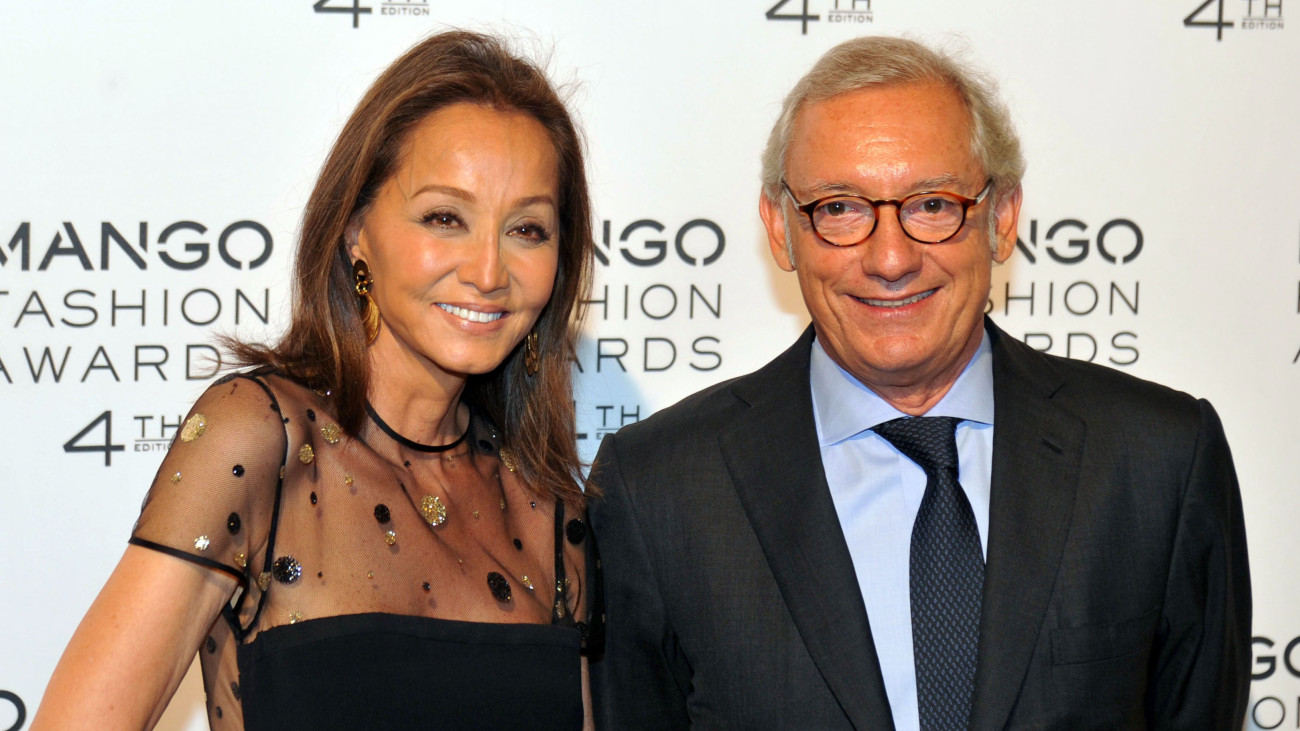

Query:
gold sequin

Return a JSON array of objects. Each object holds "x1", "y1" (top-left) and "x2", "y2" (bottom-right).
[
  {"x1": 384, "y1": 530, "x2": 397, "y2": 546},
  {"x1": 473, "y1": 510, "x2": 480, "y2": 519},
  {"x1": 194, "y1": 535, "x2": 210, "y2": 551},
  {"x1": 257, "y1": 572, "x2": 271, "y2": 591},
  {"x1": 170, "y1": 472, "x2": 182, "y2": 484},
  {"x1": 420, "y1": 495, "x2": 447, "y2": 526},
  {"x1": 179, "y1": 413, "x2": 207, "y2": 442},
  {"x1": 499, "y1": 499, "x2": 506, "y2": 511},
  {"x1": 279, "y1": 466, "x2": 286, "y2": 479},
  {"x1": 521, "y1": 575, "x2": 534, "y2": 591},
  {"x1": 344, "y1": 474, "x2": 354, "y2": 486},
  {"x1": 499, "y1": 447, "x2": 518, "y2": 473},
  {"x1": 367, "y1": 571, "x2": 374, "y2": 579},
  {"x1": 298, "y1": 444, "x2": 315, "y2": 464},
  {"x1": 288, "y1": 611, "x2": 303, "y2": 624},
  {"x1": 234, "y1": 552, "x2": 247, "y2": 568},
  {"x1": 320, "y1": 424, "x2": 342, "y2": 444}
]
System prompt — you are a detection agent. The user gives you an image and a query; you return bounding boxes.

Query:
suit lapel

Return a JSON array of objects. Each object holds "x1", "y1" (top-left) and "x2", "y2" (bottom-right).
[
  {"x1": 719, "y1": 328, "x2": 896, "y2": 731},
  {"x1": 969, "y1": 322, "x2": 1086, "y2": 730}
]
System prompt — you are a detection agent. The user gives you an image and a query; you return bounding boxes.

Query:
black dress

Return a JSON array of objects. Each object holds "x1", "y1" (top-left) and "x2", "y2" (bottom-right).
[{"x1": 129, "y1": 369, "x2": 601, "y2": 729}]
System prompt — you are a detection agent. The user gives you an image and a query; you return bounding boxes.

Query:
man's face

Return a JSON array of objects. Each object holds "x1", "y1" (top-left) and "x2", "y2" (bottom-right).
[{"x1": 761, "y1": 82, "x2": 1020, "y2": 408}]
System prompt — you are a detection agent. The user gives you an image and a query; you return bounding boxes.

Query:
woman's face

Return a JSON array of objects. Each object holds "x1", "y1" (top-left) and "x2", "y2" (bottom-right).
[{"x1": 351, "y1": 103, "x2": 561, "y2": 383}]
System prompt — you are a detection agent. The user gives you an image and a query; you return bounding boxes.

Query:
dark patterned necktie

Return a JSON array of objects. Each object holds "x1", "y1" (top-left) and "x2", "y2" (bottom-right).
[{"x1": 873, "y1": 416, "x2": 983, "y2": 731}]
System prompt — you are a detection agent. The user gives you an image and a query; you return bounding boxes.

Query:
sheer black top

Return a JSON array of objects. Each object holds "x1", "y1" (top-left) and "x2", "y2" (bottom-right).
[{"x1": 129, "y1": 369, "x2": 601, "y2": 729}]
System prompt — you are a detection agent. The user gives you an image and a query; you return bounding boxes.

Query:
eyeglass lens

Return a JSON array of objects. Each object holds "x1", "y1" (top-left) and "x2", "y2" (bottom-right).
[{"x1": 812, "y1": 192, "x2": 970, "y2": 245}]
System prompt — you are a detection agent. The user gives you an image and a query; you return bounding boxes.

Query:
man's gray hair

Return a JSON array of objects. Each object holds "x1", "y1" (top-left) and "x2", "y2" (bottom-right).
[{"x1": 760, "y1": 36, "x2": 1026, "y2": 208}]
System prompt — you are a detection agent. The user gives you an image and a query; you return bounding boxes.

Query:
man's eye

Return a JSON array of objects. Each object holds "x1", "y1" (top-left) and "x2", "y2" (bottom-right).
[
  {"x1": 817, "y1": 199, "x2": 867, "y2": 217},
  {"x1": 914, "y1": 197, "x2": 959, "y2": 216}
]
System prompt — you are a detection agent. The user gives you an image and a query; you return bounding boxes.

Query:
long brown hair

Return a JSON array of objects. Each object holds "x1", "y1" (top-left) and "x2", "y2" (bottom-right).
[{"x1": 228, "y1": 31, "x2": 594, "y2": 507}]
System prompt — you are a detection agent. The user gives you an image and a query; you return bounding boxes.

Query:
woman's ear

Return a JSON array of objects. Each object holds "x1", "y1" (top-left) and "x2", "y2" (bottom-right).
[{"x1": 346, "y1": 218, "x2": 365, "y2": 264}]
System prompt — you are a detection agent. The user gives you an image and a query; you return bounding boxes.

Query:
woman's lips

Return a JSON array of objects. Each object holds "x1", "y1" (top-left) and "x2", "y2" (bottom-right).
[{"x1": 437, "y1": 303, "x2": 505, "y2": 323}]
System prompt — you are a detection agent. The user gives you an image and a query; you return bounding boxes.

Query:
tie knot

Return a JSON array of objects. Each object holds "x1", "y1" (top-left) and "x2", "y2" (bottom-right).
[{"x1": 872, "y1": 416, "x2": 960, "y2": 475}]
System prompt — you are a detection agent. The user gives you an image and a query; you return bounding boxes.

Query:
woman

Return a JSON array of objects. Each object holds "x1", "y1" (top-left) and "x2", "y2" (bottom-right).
[{"x1": 34, "y1": 30, "x2": 599, "y2": 730}]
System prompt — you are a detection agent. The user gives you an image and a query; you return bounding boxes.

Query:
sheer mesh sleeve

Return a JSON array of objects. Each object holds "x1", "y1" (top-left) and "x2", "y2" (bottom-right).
[{"x1": 130, "y1": 373, "x2": 287, "y2": 587}]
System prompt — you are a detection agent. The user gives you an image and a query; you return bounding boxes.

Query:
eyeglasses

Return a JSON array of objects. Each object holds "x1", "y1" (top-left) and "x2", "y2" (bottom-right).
[{"x1": 781, "y1": 179, "x2": 993, "y2": 245}]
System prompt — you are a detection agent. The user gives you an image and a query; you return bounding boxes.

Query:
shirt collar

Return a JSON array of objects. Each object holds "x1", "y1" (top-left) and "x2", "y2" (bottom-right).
[{"x1": 809, "y1": 329, "x2": 995, "y2": 447}]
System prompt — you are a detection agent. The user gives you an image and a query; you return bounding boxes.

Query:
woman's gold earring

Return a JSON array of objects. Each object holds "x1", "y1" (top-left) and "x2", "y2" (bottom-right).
[
  {"x1": 524, "y1": 331, "x2": 540, "y2": 376},
  {"x1": 353, "y1": 259, "x2": 380, "y2": 344}
]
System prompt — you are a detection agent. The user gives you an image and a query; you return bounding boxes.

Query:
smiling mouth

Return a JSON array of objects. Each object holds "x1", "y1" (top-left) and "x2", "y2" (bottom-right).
[
  {"x1": 438, "y1": 304, "x2": 504, "y2": 323},
  {"x1": 857, "y1": 288, "x2": 938, "y2": 308}
]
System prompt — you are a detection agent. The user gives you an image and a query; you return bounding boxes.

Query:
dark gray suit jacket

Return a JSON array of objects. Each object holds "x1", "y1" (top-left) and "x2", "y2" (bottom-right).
[{"x1": 589, "y1": 320, "x2": 1250, "y2": 730}]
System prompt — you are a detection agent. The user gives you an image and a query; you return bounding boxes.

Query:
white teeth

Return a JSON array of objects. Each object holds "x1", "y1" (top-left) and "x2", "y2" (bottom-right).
[
  {"x1": 862, "y1": 289, "x2": 936, "y2": 308},
  {"x1": 438, "y1": 304, "x2": 504, "y2": 323}
]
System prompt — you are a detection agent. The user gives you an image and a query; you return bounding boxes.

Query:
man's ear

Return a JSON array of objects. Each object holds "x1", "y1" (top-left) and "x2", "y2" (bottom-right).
[
  {"x1": 992, "y1": 184, "x2": 1023, "y2": 264},
  {"x1": 760, "y1": 191, "x2": 796, "y2": 272}
]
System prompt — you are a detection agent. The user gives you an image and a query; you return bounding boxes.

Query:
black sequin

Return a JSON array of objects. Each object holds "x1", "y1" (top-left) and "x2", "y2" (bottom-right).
[
  {"x1": 404, "y1": 460, "x2": 411, "y2": 468},
  {"x1": 230, "y1": 681, "x2": 241, "y2": 701},
  {"x1": 310, "y1": 492, "x2": 317, "y2": 505},
  {"x1": 232, "y1": 464, "x2": 245, "y2": 477},
  {"x1": 307, "y1": 408, "x2": 316, "y2": 422},
  {"x1": 487, "y1": 572, "x2": 512, "y2": 602},
  {"x1": 374, "y1": 504, "x2": 391, "y2": 524},
  {"x1": 206, "y1": 636, "x2": 217, "y2": 654},
  {"x1": 422, "y1": 581, "x2": 431, "y2": 592},
  {"x1": 512, "y1": 538, "x2": 523, "y2": 550},
  {"x1": 227, "y1": 512, "x2": 241, "y2": 535},
  {"x1": 530, "y1": 501, "x2": 537, "y2": 509},
  {"x1": 317, "y1": 571, "x2": 323, "y2": 578},
  {"x1": 215, "y1": 706, "x2": 223, "y2": 719},
  {"x1": 272, "y1": 556, "x2": 302, "y2": 584},
  {"x1": 565, "y1": 518, "x2": 587, "y2": 545}
]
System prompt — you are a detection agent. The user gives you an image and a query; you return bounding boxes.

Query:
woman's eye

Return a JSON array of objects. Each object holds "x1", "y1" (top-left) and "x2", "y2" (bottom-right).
[
  {"x1": 511, "y1": 223, "x2": 553, "y2": 244},
  {"x1": 422, "y1": 210, "x2": 463, "y2": 229}
]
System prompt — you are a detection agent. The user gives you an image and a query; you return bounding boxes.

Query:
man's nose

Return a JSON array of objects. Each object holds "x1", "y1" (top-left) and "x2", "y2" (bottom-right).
[{"x1": 860, "y1": 204, "x2": 924, "y2": 282}]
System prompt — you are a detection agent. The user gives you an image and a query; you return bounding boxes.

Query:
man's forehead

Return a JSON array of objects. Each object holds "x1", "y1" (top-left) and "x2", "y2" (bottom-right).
[
  {"x1": 793, "y1": 82, "x2": 971, "y2": 143},
  {"x1": 785, "y1": 81, "x2": 979, "y2": 189}
]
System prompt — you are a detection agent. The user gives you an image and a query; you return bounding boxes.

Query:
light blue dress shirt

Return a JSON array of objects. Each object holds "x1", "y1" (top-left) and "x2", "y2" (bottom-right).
[{"x1": 808, "y1": 332, "x2": 994, "y2": 731}]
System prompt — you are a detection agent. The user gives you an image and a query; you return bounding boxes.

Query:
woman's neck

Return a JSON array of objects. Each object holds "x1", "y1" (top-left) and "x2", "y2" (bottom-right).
[{"x1": 364, "y1": 340, "x2": 469, "y2": 447}]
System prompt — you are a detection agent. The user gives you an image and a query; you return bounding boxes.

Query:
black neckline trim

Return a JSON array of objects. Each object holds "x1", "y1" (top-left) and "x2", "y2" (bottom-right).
[{"x1": 364, "y1": 401, "x2": 469, "y2": 453}]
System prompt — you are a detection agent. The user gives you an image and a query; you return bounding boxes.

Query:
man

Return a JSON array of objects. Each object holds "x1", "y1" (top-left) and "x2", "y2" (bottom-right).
[{"x1": 589, "y1": 36, "x2": 1251, "y2": 730}]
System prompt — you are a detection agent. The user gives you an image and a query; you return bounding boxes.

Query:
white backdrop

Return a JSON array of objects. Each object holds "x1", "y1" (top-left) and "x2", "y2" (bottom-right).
[{"x1": 1, "y1": 2, "x2": 1296, "y2": 729}]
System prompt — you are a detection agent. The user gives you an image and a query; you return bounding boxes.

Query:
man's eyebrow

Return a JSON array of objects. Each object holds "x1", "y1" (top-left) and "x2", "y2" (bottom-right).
[
  {"x1": 797, "y1": 173, "x2": 970, "y2": 198},
  {"x1": 908, "y1": 173, "x2": 966, "y2": 192}
]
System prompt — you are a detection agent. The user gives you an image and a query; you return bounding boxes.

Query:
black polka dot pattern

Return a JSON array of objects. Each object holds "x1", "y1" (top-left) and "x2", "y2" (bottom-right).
[{"x1": 565, "y1": 518, "x2": 586, "y2": 545}]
